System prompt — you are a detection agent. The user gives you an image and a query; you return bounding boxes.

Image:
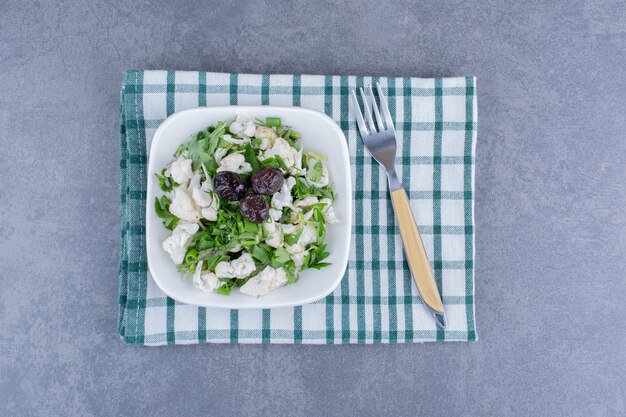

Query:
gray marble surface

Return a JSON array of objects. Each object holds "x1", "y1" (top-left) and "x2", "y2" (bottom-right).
[{"x1": 1, "y1": 1, "x2": 625, "y2": 416}]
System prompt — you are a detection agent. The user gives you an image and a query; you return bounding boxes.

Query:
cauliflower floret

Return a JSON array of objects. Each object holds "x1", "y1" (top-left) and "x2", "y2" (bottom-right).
[
  {"x1": 194, "y1": 271, "x2": 222, "y2": 292},
  {"x1": 319, "y1": 198, "x2": 339, "y2": 224},
  {"x1": 306, "y1": 158, "x2": 330, "y2": 187},
  {"x1": 299, "y1": 224, "x2": 317, "y2": 246},
  {"x1": 301, "y1": 198, "x2": 338, "y2": 223},
  {"x1": 254, "y1": 126, "x2": 277, "y2": 141},
  {"x1": 260, "y1": 138, "x2": 299, "y2": 171},
  {"x1": 193, "y1": 259, "x2": 203, "y2": 280},
  {"x1": 200, "y1": 202, "x2": 218, "y2": 222},
  {"x1": 165, "y1": 156, "x2": 193, "y2": 184},
  {"x1": 277, "y1": 223, "x2": 297, "y2": 234},
  {"x1": 285, "y1": 224, "x2": 317, "y2": 267},
  {"x1": 264, "y1": 221, "x2": 300, "y2": 249},
  {"x1": 229, "y1": 116, "x2": 256, "y2": 138},
  {"x1": 239, "y1": 266, "x2": 288, "y2": 297},
  {"x1": 192, "y1": 262, "x2": 223, "y2": 292},
  {"x1": 190, "y1": 174, "x2": 218, "y2": 221},
  {"x1": 190, "y1": 176, "x2": 211, "y2": 206},
  {"x1": 169, "y1": 188, "x2": 200, "y2": 223},
  {"x1": 214, "y1": 147, "x2": 228, "y2": 163},
  {"x1": 271, "y1": 176, "x2": 296, "y2": 210},
  {"x1": 188, "y1": 173, "x2": 201, "y2": 190},
  {"x1": 217, "y1": 153, "x2": 252, "y2": 174},
  {"x1": 201, "y1": 174, "x2": 213, "y2": 191},
  {"x1": 259, "y1": 138, "x2": 271, "y2": 150},
  {"x1": 268, "y1": 208, "x2": 282, "y2": 222},
  {"x1": 214, "y1": 252, "x2": 256, "y2": 279},
  {"x1": 284, "y1": 243, "x2": 301, "y2": 255},
  {"x1": 191, "y1": 187, "x2": 212, "y2": 207},
  {"x1": 285, "y1": 243, "x2": 306, "y2": 267},
  {"x1": 285, "y1": 177, "x2": 296, "y2": 191},
  {"x1": 290, "y1": 148, "x2": 305, "y2": 176},
  {"x1": 161, "y1": 222, "x2": 199, "y2": 264},
  {"x1": 223, "y1": 134, "x2": 249, "y2": 145},
  {"x1": 290, "y1": 251, "x2": 306, "y2": 268},
  {"x1": 175, "y1": 221, "x2": 200, "y2": 236},
  {"x1": 288, "y1": 210, "x2": 300, "y2": 223},
  {"x1": 252, "y1": 125, "x2": 277, "y2": 150},
  {"x1": 263, "y1": 221, "x2": 283, "y2": 248},
  {"x1": 294, "y1": 196, "x2": 318, "y2": 209}
]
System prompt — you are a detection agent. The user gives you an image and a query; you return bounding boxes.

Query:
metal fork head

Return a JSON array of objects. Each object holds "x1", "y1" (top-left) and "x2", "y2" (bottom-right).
[{"x1": 351, "y1": 82, "x2": 402, "y2": 190}]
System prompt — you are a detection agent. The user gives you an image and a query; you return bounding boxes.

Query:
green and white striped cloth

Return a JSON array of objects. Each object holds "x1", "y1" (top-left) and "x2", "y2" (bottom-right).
[{"x1": 119, "y1": 70, "x2": 477, "y2": 345}]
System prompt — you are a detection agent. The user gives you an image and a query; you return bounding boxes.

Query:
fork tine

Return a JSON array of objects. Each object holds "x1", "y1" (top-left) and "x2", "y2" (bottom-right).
[
  {"x1": 359, "y1": 87, "x2": 377, "y2": 133},
  {"x1": 367, "y1": 85, "x2": 385, "y2": 130},
  {"x1": 350, "y1": 89, "x2": 369, "y2": 137},
  {"x1": 376, "y1": 82, "x2": 395, "y2": 131}
]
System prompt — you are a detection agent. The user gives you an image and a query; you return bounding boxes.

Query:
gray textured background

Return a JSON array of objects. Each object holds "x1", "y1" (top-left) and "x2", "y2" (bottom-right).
[{"x1": 1, "y1": 0, "x2": 625, "y2": 416}]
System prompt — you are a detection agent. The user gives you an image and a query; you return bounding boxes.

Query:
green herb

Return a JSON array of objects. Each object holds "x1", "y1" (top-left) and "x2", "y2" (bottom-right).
[
  {"x1": 184, "y1": 248, "x2": 199, "y2": 265},
  {"x1": 260, "y1": 155, "x2": 289, "y2": 171},
  {"x1": 293, "y1": 177, "x2": 334, "y2": 200},
  {"x1": 274, "y1": 155, "x2": 289, "y2": 171},
  {"x1": 205, "y1": 254, "x2": 229, "y2": 272},
  {"x1": 210, "y1": 228, "x2": 226, "y2": 236},
  {"x1": 314, "y1": 212, "x2": 326, "y2": 244},
  {"x1": 285, "y1": 261, "x2": 299, "y2": 284},
  {"x1": 191, "y1": 231, "x2": 218, "y2": 251},
  {"x1": 173, "y1": 144, "x2": 185, "y2": 157},
  {"x1": 216, "y1": 279, "x2": 236, "y2": 295},
  {"x1": 176, "y1": 246, "x2": 202, "y2": 274},
  {"x1": 217, "y1": 137, "x2": 231, "y2": 149},
  {"x1": 154, "y1": 196, "x2": 169, "y2": 218},
  {"x1": 187, "y1": 122, "x2": 227, "y2": 171},
  {"x1": 306, "y1": 243, "x2": 331, "y2": 270},
  {"x1": 261, "y1": 156, "x2": 280, "y2": 170},
  {"x1": 205, "y1": 134, "x2": 220, "y2": 157},
  {"x1": 305, "y1": 203, "x2": 327, "y2": 212},
  {"x1": 271, "y1": 248, "x2": 291, "y2": 268},
  {"x1": 244, "y1": 220, "x2": 259, "y2": 234},
  {"x1": 154, "y1": 196, "x2": 179, "y2": 230},
  {"x1": 276, "y1": 126, "x2": 289, "y2": 137},
  {"x1": 283, "y1": 135, "x2": 301, "y2": 151},
  {"x1": 284, "y1": 226, "x2": 304, "y2": 246},
  {"x1": 308, "y1": 261, "x2": 331, "y2": 270},
  {"x1": 265, "y1": 117, "x2": 281, "y2": 127},
  {"x1": 280, "y1": 128, "x2": 291, "y2": 138},
  {"x1": 244, "y1": 143, "x2": 261, "y2": 172},
  {"x1": 197, "y1": 239, "x2": 241, "y2": 262},
  {"x1": 155, "y1": 168, "x2": 178, "y2": 192},
  {"x1": 205, "y1": 159, "x2": 219, "y2": 176},
  {"x1": 209, "y1": 121, "x2": 227, "y2": 145},
  {"x1": 251, "y1": 245, "x2": 271, "y2": 265},
  {"x1": 187, "y1": 132, "x2": 212, "y2": 171}
]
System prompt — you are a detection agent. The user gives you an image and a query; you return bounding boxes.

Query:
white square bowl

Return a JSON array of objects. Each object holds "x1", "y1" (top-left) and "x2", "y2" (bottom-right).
[{"x1": 146, "y1": 106, "x2": 352, "y2": 309}]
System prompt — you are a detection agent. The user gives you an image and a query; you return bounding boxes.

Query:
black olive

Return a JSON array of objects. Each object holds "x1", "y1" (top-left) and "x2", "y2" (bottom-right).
[
  {"x1": 240, "y1": 193, "x2": 270, "y2": 223},
  {"x1": 251, "y1": 167, "x2": 284, "y2": 195},
  {"x1": 213, "y1": 171, "x2": 246, "y2": 201}
]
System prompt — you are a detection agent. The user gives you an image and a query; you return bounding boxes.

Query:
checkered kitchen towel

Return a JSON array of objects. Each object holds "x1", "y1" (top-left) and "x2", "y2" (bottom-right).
[{"x1": 119, "y1": 70, "x2": 477, "y2": 345}]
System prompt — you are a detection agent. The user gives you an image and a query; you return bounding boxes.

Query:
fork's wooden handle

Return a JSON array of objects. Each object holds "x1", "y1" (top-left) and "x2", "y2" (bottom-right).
[{"x1": 390, "y1": 188, "x2": 444, "y2": 313}]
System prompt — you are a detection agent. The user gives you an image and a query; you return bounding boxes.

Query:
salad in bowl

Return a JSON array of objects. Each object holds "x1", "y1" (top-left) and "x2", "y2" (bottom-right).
[{"x1": 154, "y1": 115, "x2": 338, "y2": 298}]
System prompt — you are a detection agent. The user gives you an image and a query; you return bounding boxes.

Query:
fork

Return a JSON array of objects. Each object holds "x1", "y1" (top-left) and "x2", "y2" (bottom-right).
[{"x1": 351, "y1": 83, "x2": 446, "y2": 328}]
